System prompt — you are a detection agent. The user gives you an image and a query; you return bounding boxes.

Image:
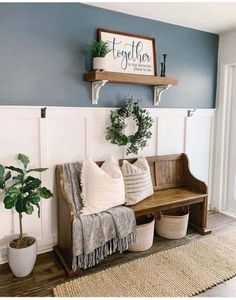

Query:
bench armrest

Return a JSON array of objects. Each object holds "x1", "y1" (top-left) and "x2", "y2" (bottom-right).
[
  {"x1": 56, "y1": 165, "x2": 76, "y2": 222},
  {"x1": 182, "y1": 153, "x2": 207, "y2": 193}
]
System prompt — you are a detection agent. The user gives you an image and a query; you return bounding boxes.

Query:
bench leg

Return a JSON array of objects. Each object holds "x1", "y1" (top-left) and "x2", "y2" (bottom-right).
[
  {"x1": 189, "y1": 197, "x2": 211, "y2": 235},
  {"x1": 54, "y1": 246, "x2": 82, "y2": 277}
]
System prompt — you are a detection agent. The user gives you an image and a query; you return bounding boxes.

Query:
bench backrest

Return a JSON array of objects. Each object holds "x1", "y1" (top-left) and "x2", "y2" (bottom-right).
[
  {"x1": 97, "y1": 153, "x2": 185, "y2": 191},
  {"x1": 145, "y1": 154, "x2": 184, "y2": 191}
]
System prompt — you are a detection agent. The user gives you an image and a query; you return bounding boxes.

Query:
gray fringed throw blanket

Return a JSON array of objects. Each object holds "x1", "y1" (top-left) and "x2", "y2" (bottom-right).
[{"x1": 62, "y1": 162, "x2": 137, "y2": 270}]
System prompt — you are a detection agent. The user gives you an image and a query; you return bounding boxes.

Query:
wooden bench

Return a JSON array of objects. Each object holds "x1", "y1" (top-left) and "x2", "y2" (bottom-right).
[{"x1": 54, "y1": 153, "x2": 211, "y2": 276}]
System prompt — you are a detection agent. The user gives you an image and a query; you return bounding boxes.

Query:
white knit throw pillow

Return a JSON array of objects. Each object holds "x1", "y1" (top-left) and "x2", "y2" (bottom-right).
[
  {"x1": 121, "y1": 157, "x2": 154, "y2": 205},
  {"x1": 81, "y1": 156, "x2": 126, "y2": 215}
]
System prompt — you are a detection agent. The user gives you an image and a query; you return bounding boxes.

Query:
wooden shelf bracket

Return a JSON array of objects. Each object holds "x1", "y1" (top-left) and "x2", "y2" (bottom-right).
[
  {"x1": 92, "y1": 80, "x2": 108, "y2": 105},
  {"x1": 154, "y1": 84, "x2": 172, "y2": 106}
]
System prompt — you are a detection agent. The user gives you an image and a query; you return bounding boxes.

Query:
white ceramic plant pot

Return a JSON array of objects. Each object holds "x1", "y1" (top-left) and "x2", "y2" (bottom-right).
[
  {"x1": 93, "y1": 57, "x2": 106, "y2": 71},
  {"x1": 8, "y1": 238, "x2": 37, "y2": 278}
]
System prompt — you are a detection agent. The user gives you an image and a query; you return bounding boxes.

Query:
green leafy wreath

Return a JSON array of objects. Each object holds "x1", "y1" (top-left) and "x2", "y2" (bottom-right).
[{"x1": 106, "y1": 97, "x2": 153, "y2": 155}]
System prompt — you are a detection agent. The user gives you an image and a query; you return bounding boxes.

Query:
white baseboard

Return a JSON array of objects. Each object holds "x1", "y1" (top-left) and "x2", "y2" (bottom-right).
[{"x1": 219, "y1": 210, "x2": 236, "y2": 220}]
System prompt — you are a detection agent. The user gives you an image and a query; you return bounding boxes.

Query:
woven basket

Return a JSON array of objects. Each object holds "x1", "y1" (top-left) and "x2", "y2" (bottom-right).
[
  {"x1": 129, "y1": 215, "x2": 155, "y2": 252},
  {"x1": 155, "y1": 210, "x2": 189, "y2": 239}
]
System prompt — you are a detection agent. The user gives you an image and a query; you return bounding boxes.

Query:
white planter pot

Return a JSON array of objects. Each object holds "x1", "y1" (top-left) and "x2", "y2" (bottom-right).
[
  {"x1": 8, "y1": 238, "x2": 37, "y2": 278},
  {"x1": 93, "y1": 57, "x2": 106, "y2": 71}
]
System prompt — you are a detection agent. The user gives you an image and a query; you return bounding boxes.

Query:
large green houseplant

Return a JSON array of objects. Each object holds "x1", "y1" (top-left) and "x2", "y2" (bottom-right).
[{"x1": 0, "y1": 153, "x2": 52, "y2": 277}]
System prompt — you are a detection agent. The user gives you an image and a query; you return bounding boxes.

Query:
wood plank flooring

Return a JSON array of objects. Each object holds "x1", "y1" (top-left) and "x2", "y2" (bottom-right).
[{"x1": 0, "y1": 211, "x2": 236, "y2": 297}]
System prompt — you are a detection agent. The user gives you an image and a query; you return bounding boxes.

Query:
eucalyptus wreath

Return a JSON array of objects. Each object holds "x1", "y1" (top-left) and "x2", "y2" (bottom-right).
[{"x1": 106, "y1": 97, "x2": 153, "y2": 155}]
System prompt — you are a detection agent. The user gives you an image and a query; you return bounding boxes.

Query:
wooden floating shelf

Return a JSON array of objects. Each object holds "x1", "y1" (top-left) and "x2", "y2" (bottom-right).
[
  {"x1": 84, "y1": 71, "x2": 178, "y2": 86},
  {"x1": 84, "y1": 71, "x2": 179, "y2": 105}
]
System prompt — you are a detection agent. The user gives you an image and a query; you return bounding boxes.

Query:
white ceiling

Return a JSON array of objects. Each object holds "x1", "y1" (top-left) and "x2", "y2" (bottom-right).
[{"x1": 87, "y1": 2, "x2": 236, "y2": 34}]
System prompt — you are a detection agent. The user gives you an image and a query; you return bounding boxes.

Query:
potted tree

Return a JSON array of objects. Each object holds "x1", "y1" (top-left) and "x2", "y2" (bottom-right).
[
  {"x1": 88, "y1": 40, "x2": 111, "y2": 71},
  {"x1": 0, "y1": 153, "x2": 53, "y2": 277}
]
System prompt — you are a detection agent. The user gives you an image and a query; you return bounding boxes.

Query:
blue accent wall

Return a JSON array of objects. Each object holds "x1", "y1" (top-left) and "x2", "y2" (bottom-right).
[{"x1": 0, "y1": 3, "x2": 218, "y2": 108}]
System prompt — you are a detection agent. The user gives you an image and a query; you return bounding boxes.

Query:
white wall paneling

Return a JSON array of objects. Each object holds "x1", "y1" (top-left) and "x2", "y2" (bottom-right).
[
  {"x1": 185, "y1": 114, "x2": 214, "y2": 183},
  {"x1": 157, "y1": 116, "x2": 185, "y2": 155},
  {"x1": 0, "y1": 106, "x2": 215, "y2": 263}
]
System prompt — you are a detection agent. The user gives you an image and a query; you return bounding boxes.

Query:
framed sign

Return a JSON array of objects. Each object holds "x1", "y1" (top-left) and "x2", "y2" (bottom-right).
[{"x1": 98, "y1": 28, "x2": 157, "y2": 76}]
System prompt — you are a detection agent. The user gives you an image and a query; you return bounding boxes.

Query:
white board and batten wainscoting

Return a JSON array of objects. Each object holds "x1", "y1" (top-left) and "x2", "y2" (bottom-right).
[{"x1": 0, "y1": 106, "x2": 215, "y2": 264}]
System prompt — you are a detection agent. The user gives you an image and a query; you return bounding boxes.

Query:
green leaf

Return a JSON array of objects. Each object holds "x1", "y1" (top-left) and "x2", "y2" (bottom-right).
[
  {"x1": 4, "y1": 171, "x2": 11, "y2": 182},
  {"x1": 0, "y1": 165, "x2": 5, "y2": 179},
  {"x1": 7, "y1": 187, "x2": 21, "y2": 197},
  {"x1": 16, "y1": 196, "x2": 35, "y2": 214},
  {"x1": 0, "y1": 165, "x2": 5, "y2": 189},
  {"x1": 37, "y1": 187, "x2": 53, "y2": 199},
  {"x1": 25, "y1": 202, "x2": 34, "y2": 215},
  {"x1": 4, "y1": 187, "x2": 21, "y2": 209},
  {"x1": 26, "y1": 192, "x2": 40, "y2": 204},
  {"x1": 25, "y1": 176, "x2": 37, "y2": 183},
  {"x1": 4, "y1": 195, "x2": 18, "y2": 209},
  {"x1": 18, "y1": 153, "x2": 30, "y2": 169},
  {"x1": 6, "y1": 166, "x2": 24, "y2": 174},
  {"x1": 22, "y1": 176, "x2": 41, "y2": 193},
  {"x1": 27, "y1": 168, "x2": 48, "y2": 173},
  {"x1": 15, "y1": 197, "x2": 24, "y2": 213},
  {"x1": 36, "y1": 203, "x2": 40, "y2": 218},
  {"x1": 13, "y1": 174, "x2": 23, "y2": 182},
  {"x1": 120, "y1": 135, "x2": 128, "y2": 146}
]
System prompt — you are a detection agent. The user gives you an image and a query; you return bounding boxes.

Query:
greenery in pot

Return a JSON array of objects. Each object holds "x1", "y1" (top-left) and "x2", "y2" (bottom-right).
[
  {"x1": 0, "y1": 153, "x2": 53, "y2": 249},
  {"x1": 88, "y1": 40, "x2": 111, "y2": 58}
]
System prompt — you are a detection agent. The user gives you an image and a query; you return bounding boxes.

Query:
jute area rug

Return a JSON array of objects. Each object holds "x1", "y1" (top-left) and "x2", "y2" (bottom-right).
[{"x1": 54, "y1": 230, "x2": 236, "y2": 297}]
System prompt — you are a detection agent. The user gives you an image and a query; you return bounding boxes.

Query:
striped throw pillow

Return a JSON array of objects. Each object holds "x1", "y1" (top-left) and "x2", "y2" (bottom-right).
[{"x1": 121, "y1": 157, "x2": 154, "y2": 205}]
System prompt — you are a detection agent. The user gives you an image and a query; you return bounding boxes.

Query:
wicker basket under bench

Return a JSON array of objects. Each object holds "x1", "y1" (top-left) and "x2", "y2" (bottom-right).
[{"x1": 54, "y1": 153, "x2": 211, "y2": 277}]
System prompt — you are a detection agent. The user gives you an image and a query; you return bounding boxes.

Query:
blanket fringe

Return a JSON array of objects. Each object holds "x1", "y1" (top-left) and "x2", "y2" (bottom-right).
[{"x1": 72, "y1": 232, "x2": 136, "y2": 270}]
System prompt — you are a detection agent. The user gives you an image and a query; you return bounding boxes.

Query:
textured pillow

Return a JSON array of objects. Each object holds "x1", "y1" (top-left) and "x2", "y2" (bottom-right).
[
  {"x1": 81, "y1": 156, "x2": 126, "y2": 215},
  {"x1": 121, "y1": 157, "x2": 154, "y2": 205}
]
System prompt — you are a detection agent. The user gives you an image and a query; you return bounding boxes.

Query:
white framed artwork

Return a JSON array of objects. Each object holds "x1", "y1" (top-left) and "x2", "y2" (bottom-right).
[{"x1": 98, "y1": 28, "x2": 157, "y2": 76}]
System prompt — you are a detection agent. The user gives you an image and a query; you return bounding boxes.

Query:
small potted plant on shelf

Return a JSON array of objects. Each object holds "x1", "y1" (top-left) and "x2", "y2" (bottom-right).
[
  {"x1": 0, "y1": 153, "x2": 53, "y2": 278},
  {"x1": 88, "y1": 40, "x2": 111, "y2": 71}
]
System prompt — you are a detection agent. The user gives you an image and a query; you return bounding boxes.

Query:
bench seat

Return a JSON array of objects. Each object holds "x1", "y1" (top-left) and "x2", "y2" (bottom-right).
[{"x1": 128, "y1": 187, "x2": 208, "y2": 216}]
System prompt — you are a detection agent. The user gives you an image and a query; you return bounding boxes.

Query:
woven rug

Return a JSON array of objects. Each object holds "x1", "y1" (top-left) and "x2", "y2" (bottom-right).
[{"x1": 54, "y1": 230, "x2": 236, "y2": 297}]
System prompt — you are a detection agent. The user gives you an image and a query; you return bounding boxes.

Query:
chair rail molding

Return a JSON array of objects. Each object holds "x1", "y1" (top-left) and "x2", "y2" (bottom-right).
[{"x1": 0, "y1": 105, "x2": 215, "y2": 264}]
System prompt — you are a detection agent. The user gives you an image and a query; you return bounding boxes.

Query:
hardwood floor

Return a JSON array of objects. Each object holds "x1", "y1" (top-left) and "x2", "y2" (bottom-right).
[{"x1": 0, "y1": 211, "x2": 236, "y2": 297}]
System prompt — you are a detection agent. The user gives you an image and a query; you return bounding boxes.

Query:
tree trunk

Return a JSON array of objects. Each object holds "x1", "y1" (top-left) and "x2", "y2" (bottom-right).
[{"x1": 19, "y1": 213, "x2": 23, "y2": 246}]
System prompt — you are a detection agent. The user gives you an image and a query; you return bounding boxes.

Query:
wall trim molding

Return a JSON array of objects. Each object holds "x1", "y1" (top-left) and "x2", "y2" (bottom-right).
[{"x1": 0, "y1": 105, "x2": 215, "y2": 117}]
